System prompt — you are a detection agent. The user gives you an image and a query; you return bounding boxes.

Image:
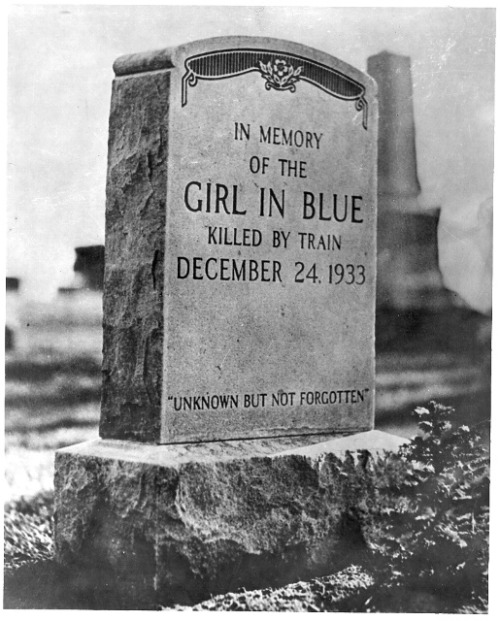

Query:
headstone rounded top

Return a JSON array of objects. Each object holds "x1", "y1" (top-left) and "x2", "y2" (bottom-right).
[{"x1": 113, "y1": 36, "x2": 377, "y2": 96}]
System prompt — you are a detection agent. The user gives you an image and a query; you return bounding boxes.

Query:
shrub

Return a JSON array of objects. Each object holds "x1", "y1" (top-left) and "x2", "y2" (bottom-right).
[{"x1": 364, "y1": 401, "x2": 489, "y2": 612}]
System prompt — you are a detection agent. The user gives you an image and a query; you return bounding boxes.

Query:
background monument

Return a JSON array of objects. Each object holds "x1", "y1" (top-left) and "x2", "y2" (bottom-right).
[{"x1": 367, "y1": 51, "x2": 449, "y2": 312}]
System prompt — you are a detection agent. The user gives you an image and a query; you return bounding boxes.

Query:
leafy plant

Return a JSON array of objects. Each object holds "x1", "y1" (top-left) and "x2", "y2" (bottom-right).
[{"x1": 366, "y1": 401, "x2": 489, "y2": 612}]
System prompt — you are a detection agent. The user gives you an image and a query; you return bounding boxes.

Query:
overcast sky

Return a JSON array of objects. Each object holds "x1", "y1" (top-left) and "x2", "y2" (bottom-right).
[{"x1": 7, "y1": 5, "x2": 495, "y2": 299}]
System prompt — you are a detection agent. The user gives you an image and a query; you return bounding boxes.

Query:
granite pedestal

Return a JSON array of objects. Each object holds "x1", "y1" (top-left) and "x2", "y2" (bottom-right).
[{"x1": 55, "y1": 430, "x2": 406, "y2": 606}]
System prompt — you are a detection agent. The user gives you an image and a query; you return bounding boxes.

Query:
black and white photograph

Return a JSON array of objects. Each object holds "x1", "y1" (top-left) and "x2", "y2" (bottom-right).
[{"x1": 4, "y1": 4, "x2": 495, "y2": 612}]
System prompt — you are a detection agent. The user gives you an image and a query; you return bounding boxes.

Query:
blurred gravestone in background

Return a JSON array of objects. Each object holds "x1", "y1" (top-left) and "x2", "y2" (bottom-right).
[
  {"x1": 58, "y1": 245, "x2": 105, "y2": 294},
  {"x1": 366, "y1": 51, "x2": 490, "y2": 437},
  {"x1": 6, "y1": 277, "x2": 21, "y2": 351},
  {"x1": 367, "y1": 51, "x2": 452, "y2": 314},
  {"x1": 73, "y1": 245, "x2": 105, "y2": 291}
]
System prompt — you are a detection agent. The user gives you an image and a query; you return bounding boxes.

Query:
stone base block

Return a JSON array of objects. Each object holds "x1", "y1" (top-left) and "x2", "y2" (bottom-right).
[{"x1": 54, "y1": 431, "x2": 407, "y2": 608}]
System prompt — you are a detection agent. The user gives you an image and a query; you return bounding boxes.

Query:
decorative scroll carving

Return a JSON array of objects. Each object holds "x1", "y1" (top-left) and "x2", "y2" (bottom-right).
[{"x1": 181, "y1": 48, "x2": 369, "y2": 130}]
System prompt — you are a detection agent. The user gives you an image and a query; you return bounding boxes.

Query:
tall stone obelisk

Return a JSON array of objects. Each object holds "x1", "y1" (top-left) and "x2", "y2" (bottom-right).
[
  {"x1": 367, "y1": 51, "x2": 446, "y2": 311},
  {"x1": 368, "y1": 52, "x2": 421, "y2": 201}
]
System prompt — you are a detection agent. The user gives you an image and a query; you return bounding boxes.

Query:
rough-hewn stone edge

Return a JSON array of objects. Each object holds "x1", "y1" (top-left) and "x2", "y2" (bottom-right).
[
  {"x1": 114, "y1": 48, "x2": 175, "y2": 76},
  {"x1": 100, "y1": 68, "x2": 169, "y2": 443},
  {"x1": 54, "y1": 432, "x2": 407, "y2": 606}
]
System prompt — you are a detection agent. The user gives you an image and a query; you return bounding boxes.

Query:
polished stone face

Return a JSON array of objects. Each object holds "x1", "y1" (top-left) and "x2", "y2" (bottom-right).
[{"x1": 102, "y1": 37, "x2": 378, "y2": 443}]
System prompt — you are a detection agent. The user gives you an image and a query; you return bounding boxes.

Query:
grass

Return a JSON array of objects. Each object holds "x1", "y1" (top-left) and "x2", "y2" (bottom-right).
[
  {"x1": 5, "y1": 351, "x2": 101, "y2": 505},
  {"x1": 3, "y1": 299, "x2": 491, "y2": 610},
  {"x1": 5, "y1": 493, "x2": 54, "y2": 570}
]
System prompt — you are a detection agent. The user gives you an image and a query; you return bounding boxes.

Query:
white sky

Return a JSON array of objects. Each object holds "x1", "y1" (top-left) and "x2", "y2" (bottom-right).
[{"x1": 7, "y1": 5, "x2": 495, "y2": 299}]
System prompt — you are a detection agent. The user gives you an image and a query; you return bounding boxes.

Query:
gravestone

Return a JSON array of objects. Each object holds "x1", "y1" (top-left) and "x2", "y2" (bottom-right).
[
  {"x1": 101, "y1": 36, "x2": 377, "y2": 443},
  {"x1": 6, "y1": 277, "x2": 21, "y2": 351},
  {"x1": 74, "y1": 245, "x2": 105, "y2": 291},
  {"x1": 55, "y1": 38, "x2": 404, "y2": 607}
]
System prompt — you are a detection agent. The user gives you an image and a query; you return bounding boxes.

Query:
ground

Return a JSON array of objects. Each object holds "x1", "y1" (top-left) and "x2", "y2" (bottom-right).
[{"x1": 4, "y1": 294, "x2": 491, "y2": 610}]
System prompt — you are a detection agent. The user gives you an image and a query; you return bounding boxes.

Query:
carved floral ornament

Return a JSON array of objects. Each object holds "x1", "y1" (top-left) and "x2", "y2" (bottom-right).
[{"x1": 258, "y1": 58, "x2": 303, "y2": 92}]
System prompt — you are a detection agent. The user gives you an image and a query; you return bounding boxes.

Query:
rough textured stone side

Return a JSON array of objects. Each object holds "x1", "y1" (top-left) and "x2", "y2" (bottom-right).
[
  {"x1": 100, "y1": 70, "x2": 169, "y2": 442},
  {"x1": 54, "y1": 435, "x2": 407, "y2": 607}
]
